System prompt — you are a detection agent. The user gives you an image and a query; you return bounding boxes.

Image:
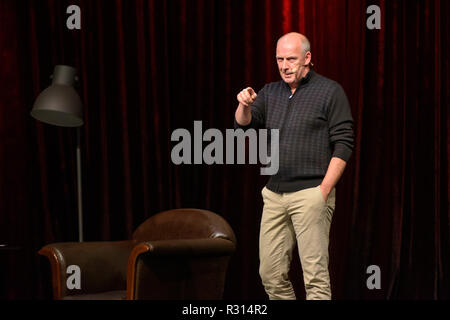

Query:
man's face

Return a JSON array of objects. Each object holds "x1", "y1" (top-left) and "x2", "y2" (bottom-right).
[{"x1": 276, "y1": 41, "x2": 307, "y2": 86}]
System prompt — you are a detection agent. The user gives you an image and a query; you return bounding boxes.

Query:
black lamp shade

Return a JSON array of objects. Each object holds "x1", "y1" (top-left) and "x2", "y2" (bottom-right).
[{"x1": 31, "y1": 65, "x2": 83, "y2": 127}]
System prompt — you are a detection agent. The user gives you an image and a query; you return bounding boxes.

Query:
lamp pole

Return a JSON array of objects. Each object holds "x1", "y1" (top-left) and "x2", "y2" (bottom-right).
[{"x1": 76, "y1": 126, "x2": 83, "y2": 242}]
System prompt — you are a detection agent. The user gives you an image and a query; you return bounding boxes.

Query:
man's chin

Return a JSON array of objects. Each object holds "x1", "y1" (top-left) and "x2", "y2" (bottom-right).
[{"x1": 282, "y1": 77, "x2": 295, "y2": 84}]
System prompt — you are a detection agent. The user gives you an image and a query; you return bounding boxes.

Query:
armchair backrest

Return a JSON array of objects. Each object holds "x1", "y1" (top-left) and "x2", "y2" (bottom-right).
[
  {"x1": 132, "y1": 208, "x2": 236, "y2": 243},
  {"x1": 129, "y1": 208, "x2": 237, "y2": 299}
]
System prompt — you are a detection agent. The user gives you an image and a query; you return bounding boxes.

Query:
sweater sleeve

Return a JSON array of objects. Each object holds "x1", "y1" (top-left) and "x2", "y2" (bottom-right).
[
  {"x1": 234, "y1": 85, "x2": 266, "y2": 130},
  {"x1": 327, "y1": 84, "x2": 355, "y2": 162}
]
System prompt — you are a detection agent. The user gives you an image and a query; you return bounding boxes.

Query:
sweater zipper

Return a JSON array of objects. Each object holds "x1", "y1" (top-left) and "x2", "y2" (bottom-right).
[{"x1": 275, "y1": 88, "x2": 297, "y2": 192}]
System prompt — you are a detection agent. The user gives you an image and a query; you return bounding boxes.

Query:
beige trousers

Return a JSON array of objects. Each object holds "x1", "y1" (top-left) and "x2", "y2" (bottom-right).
[{"x1": 259, "y1": 185, "x2": 336, "y2": 300}]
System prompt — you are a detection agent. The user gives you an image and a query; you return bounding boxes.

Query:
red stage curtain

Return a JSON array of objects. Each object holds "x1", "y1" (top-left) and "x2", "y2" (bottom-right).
[{"x1": 0, "y1": 0, "x2": 448, "y2": 299}]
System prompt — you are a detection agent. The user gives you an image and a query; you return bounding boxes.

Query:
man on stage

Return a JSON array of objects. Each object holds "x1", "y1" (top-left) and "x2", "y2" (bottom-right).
[{"x1": 234, "y1": 32, "x2": 354, "y2": 300}]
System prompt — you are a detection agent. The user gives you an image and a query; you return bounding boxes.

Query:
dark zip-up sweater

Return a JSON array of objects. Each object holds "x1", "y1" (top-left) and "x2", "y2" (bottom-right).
[{"x1": 234, "y1": 69, "x2": 354, "y2": 193}]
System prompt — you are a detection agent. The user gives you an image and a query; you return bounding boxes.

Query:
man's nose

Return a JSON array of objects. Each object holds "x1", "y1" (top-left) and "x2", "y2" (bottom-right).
[{"x1": 281, "y1": 59, "x2": 287, "y2": 70}]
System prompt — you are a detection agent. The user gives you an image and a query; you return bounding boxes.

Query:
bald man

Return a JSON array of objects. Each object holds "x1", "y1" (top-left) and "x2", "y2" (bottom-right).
[{"x1": 235, "y1": 32, "x2": 354, "y2": 300}]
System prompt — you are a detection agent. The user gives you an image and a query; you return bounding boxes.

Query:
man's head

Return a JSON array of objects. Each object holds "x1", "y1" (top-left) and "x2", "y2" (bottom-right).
[{"x1": 276, "y1": 32, "x2": 312, "y2": 88}]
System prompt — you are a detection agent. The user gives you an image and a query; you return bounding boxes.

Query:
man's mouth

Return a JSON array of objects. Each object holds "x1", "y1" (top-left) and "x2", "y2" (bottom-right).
[{"x1": 283, "y1": 67, "x2": 298, "y2": 76}]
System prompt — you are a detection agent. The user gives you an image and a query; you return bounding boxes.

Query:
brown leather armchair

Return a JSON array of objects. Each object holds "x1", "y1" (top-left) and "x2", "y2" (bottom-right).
[{"x1": 38, "y1": 208, "x2": 236, "y2": 300}]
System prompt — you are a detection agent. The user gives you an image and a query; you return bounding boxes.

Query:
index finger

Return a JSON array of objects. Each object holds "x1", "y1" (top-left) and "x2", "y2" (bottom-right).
[{"x1": 246, "y1": 87, "x2": 255, "y2": 96}]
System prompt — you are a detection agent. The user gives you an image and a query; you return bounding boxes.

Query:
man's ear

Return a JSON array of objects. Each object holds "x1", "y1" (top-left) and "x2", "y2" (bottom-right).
[{"x1": 304, "y1": 51, "x2": 312, "y2": 66}]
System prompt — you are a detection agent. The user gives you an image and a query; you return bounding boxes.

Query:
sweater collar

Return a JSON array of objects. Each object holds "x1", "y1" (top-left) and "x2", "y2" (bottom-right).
[{"x1": 300, "y1": 68, "x2": 314, "y2": 85}]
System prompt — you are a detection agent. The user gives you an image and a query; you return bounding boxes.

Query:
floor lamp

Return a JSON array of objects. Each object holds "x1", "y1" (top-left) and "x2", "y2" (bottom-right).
[{"x1": 30, "y1": 65, "x2": 85, "y2": 242}]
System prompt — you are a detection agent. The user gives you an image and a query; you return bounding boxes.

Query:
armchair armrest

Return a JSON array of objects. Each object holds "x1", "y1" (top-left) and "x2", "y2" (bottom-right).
[
  {"x1": 127, "y1": 238, "x2": 236, "y2": 299},
  {"x1": 38, "y1": 240, "x2": 136, "y2": 299}
]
